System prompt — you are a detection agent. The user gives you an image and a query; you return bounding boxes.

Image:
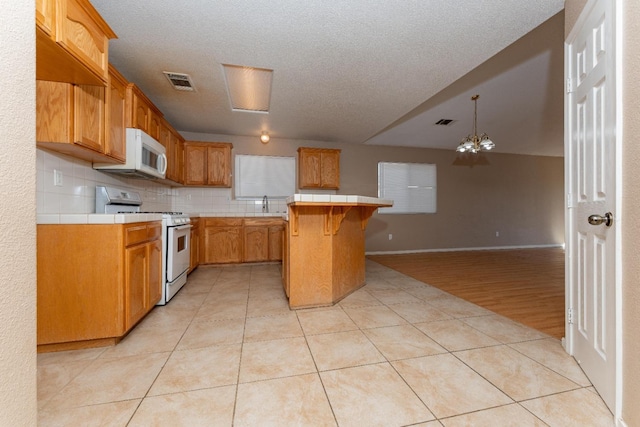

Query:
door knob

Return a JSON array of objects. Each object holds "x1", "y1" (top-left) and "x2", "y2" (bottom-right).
[{"x1": 588, "y1": 212, "x2": 613, "y2": 227}]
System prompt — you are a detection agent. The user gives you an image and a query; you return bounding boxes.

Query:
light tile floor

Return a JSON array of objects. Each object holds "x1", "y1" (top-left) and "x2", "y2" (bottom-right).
[{"x1": 37, "y1": 261, "x2": 615, "y2": 426}]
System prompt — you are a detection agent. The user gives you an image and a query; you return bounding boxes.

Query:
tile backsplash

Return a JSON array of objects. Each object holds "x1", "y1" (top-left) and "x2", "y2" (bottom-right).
[{"x1": 37, "y1": 149, "x2": 288, "y2": 215}]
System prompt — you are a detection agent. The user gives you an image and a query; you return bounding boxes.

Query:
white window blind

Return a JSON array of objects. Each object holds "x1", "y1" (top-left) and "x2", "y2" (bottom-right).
[
  {"x1": 378, "y1": 162, "x2": 437, "y2": 214},
  {"x1": 234, "y1": 155, "x2": 295, "y2": 199}
]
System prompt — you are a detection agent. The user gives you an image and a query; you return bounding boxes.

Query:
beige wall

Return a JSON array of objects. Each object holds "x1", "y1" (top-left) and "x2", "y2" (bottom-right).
[
  {"x1": 182, "y1": 132, "x2": 565, "y2": 253},
  {"x1": 0, "y1": 0, "x2": 37, "y2": 424},
  {"x1": 565, "y1": 0, "x2": 640, "y2": 424}
]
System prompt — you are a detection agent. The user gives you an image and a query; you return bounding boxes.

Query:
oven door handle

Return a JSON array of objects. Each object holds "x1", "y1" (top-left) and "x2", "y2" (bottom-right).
[{"x1": 172, "y1": 224, "x2": 192, "y2": 231}]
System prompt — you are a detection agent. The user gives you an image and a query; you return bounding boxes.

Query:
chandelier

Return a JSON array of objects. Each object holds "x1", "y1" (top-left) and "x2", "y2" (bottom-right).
[{"x1": 456, "y1": 94, "x2": 495, "y2": 153}]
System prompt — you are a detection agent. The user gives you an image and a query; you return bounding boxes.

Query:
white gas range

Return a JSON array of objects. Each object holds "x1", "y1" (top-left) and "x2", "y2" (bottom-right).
[{"x1": 96, "y1": 186, "x2": 191, "y2": 305}]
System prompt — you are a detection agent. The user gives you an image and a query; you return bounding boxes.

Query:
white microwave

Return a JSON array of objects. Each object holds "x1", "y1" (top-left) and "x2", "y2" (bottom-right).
[{"x1": 94, "y1": 128, "x2": 167, "y2": 179}]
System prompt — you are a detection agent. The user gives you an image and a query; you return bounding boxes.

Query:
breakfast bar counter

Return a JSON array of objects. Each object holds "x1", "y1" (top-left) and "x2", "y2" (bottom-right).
[{"x1": 283, "y1": 194, "x2": 392, "y2": 309}]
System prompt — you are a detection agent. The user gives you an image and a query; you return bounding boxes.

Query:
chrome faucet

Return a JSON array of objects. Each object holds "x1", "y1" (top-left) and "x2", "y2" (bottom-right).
[{"x1": 262, "y1": 195, "x2": 269, "y2": 213}]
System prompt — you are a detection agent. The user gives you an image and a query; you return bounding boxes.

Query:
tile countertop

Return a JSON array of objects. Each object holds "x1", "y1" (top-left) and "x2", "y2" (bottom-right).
[
  {"x1": 37, "y1": 213, "x2": 164, "y2": 225},
  {"x1": 286, "y1": 194, "x2": 393, "y2": 206}
]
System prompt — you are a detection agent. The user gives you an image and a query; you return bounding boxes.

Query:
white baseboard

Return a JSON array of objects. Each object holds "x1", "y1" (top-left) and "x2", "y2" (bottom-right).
[{"x1": 365, "y1": 243, "x2": 564, "y2": 256}]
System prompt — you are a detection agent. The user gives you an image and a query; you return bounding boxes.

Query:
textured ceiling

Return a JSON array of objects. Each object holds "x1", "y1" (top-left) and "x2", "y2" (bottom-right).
[{"x1": 91, "y1": 0, "x2": 565, "y2": 156}]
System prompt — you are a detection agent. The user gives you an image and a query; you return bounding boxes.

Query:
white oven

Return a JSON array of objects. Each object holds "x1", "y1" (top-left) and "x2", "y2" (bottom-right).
[
  {"x1": 167, "y1": 223, "x2": 191, "y2": 283},
  {"x1": 160, "y1": 214, "x2": 192, "y2": 305}
]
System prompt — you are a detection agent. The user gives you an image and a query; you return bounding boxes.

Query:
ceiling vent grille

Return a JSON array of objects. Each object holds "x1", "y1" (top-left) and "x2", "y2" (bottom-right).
[
  {"x1": 222, "y1": 64, "x2": 273, "y2": 113},
  {"x1": 434, "y1": 119, "x2": 455, "y2": 126},
  {"x1": 163, "y1": 72, "x2": 195, "y2": 91}
]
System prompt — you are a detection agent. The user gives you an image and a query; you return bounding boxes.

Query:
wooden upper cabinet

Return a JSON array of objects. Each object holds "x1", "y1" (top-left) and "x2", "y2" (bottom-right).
[
  {"x1": 36, "y1": 0, "x2": 117, "y2": 86},
  {"x1": 148, "y1": 110, "x2": 162, "y2": 141},
  {"x1": 127, "y1": 84, "x2": 163, "y2": 139},
  {"x1": 36, "y1": 81, "x2": 74, "y2": 144},
  {"x1": 73, "y1": 83, "x2": 105, "y2": 152},
  {"x1": 207, "y1": 145, "x2": 231, "y2": 186},
  {"x1": 36, "y1": 0, "x2": 55, "y2": 36},
  {"x1": 183, "y1": 142, "x2": 233, "y2": 187},
  {"x1": 184, "y1": 144, "x2": 207, "y2": 185},
  {"x1": 167, "y1": 128, "x2": 184, "y2": 184},
  {"x1": 159, "y1": 119, "x2": 184, "y2": 184},
  {"x1": 36, "y1": 65, "x2": 130, "y2": 163},
  {"x1": 298, "y1": 147, "x2": 341, "y2": 189},
  {"x1": 36, "y1": 80, "x2": 120, "y2": 163},
  {"x1": 104, "y1": 65, "x2": 127, "y2": 161}
]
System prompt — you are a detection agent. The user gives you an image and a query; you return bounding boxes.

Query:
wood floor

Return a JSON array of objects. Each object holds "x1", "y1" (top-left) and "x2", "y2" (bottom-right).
[{"x1": 368, "y1": 247, "x2": 565, "y2": 339}]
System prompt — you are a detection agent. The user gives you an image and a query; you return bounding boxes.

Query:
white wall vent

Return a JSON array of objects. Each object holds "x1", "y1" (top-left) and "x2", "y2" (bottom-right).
[{"x1": 163, "y1": 72, "x2": 195, "y2": 91}]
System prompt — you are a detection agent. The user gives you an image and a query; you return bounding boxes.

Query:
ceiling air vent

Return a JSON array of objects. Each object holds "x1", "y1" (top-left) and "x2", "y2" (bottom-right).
[
  {"x1": 163, "y1": 72, "x2": 195, "y2": 91},
  {"x1": 434, "y1": 119, "x2": 455, "y2": 126}
]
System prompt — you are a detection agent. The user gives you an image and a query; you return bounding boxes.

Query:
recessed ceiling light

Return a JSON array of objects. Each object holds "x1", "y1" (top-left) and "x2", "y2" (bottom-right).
[
  {"x1": 163, "y1": 72, "x2": 196, "y2": 91},
  {"x1": 222, "y1": 64, "x2": 273, "y2": 113}
]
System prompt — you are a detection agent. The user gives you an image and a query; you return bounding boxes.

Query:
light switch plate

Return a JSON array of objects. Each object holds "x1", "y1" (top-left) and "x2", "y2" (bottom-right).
[{"x1": 53, "y1": 169, "x2": 63, "y2": 187}]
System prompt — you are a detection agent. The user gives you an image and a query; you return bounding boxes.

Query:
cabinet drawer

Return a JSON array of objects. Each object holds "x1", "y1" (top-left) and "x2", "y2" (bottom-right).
[
  {"x1": 204, "y1": 218, "x2": 243, "y2": 227},
  {"x1": 147, "y1": 223, "x2": 162, "y2": 241},
  {"x1": 125, "y1": 224, "x2": 148, "y2": 247},
  {"x1": 243, "y1": 218, "x2": 283, "y2": 227},
  {"x1": 125, "y1": 222, "x2": 161, "y2": 247}
]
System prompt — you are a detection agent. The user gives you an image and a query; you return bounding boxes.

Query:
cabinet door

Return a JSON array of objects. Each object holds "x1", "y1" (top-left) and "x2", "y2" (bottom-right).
[
  {"x1": 148, "y1": 110, "x2": 162, "y2": 141},
  {"x1": 147, "y1": 239, "x2": 162, "y2": 306},
  {"x1": 321, "y1": 151, "x2": 340, "y2": 188},
  {"x1": 282, "y1": 222, "x2": 290, "y2": 297},
  {"x1": 184, "y1": 144, "x2": 207, "y2": 185},
  {"x1": 36, "y1": 0, "x2": 54, "y2": 36},
  {"x1": 132, "y1": 92, "x2": 149, "y2": 133},
  {"x1": 299, "y1": 150, "x2": 322, "y2": 188},
  {"x1": 268, "y1": 225, "x2": 284, "y2": 261},
  {"x1": 203, "y1": 227, "x2": 242, "y2": 263},
  {"x1": 167, "y1": 130, "x2": 184, "y2": 183},
  {"x1": 56, "y1": 0, "x2": 111, "y2": 82},
  {"x1": 244, "y1": 226, "x2": 269, "y2": 262},
  {"x1": 159, "y1": 122, "x2": 171, "y2": 149},
  {"x1": 74, "y1": 84, "x2": 105, "y2": 152},
  {"x1": 207, "y1": 145, "x2": 231, "y2": 186},
  {"x1": 189, "y1": 220, "x2": 200, "y2": 272},
  {"x1": 36, "y1": 80, "x2": 74, "y2": 143},
  {"x1": 105, "y1": 69, "x2": 126, "y2": 161},
  {"x1": 125, "y1": 244, "x2": 148, "y2": 329}
]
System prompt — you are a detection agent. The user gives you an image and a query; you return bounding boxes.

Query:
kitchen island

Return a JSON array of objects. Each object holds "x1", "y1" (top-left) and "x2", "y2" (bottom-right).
[{"x1": 283, "y1": 194, "x2": 392, "y2": 309}]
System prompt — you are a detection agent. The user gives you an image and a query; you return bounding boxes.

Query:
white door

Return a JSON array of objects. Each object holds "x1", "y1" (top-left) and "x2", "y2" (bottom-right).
[{"x1": 565, "y1": 0, "x2": 621, "y2": 415}]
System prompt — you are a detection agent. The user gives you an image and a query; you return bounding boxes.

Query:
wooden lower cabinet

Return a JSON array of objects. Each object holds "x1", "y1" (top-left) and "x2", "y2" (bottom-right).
[
  {"x1": 203, "y1": 218, "x2": 243, "y2": 264},
  {"x1": 126, "y1": 237, "x2": 162, "y2": 330},
  {"x1": 202, "y1": 217, "x2": 284, "y2": 265},
  {"x1": 37, "y1": 221, "x2": 162, "y2": 352},
  {"x1": 282, "y1": 221, "x2": 290, "y2": 297},
  {"x1": 268, "y1": 224, "x2": 284, "y2": 261},
  {"x1": 189, "y1": 218, "x2": 200, "y2": 273}
]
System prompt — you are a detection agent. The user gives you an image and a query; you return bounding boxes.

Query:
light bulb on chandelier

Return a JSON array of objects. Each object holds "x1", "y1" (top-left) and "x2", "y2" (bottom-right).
[{"x1": 456, "y1": 95, "x2": 495, "y2": 154}]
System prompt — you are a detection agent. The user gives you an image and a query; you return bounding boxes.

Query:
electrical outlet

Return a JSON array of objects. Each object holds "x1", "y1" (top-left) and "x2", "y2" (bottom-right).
[
  {"x1": 495, "y1": 231, "x2": 500, "y2": 237},
  {"x1": 53, "y1": 169, "x2": 63, "y2": 187},
  {"x1": 388, "y1": 234, "x2": 393, "y2": 240}
]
